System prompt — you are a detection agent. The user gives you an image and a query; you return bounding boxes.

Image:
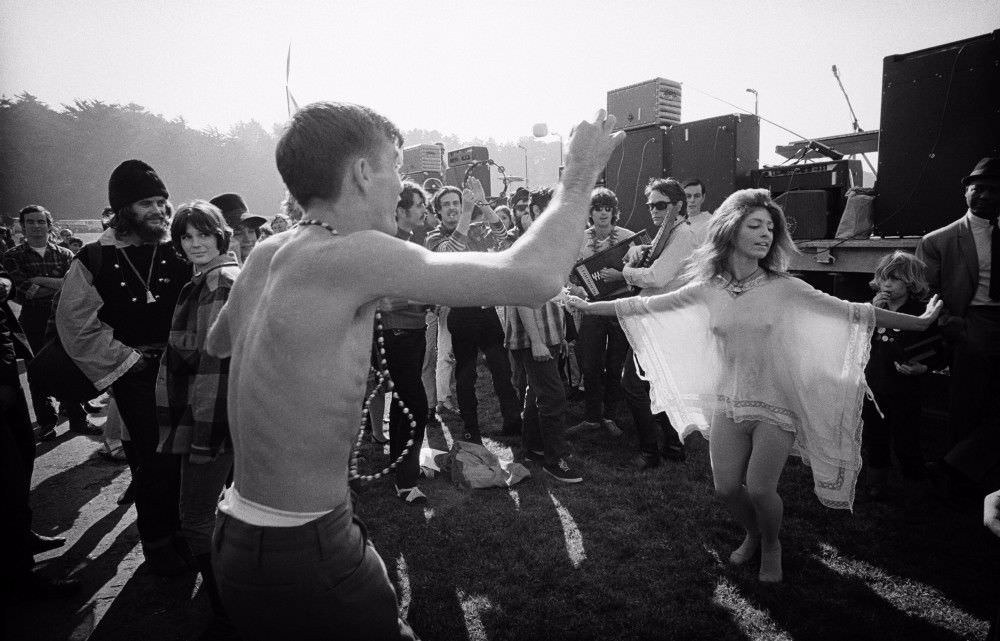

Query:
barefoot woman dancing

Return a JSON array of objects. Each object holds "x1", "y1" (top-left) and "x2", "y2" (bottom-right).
[{"x1": 568, "y1": 189, "x2": 941, "y2": 583}]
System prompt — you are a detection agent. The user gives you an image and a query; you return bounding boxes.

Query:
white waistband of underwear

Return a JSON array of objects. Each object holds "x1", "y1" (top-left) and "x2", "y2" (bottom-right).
[{"x1": 218, "y1": 484, "x2": 331, "y2": 527}]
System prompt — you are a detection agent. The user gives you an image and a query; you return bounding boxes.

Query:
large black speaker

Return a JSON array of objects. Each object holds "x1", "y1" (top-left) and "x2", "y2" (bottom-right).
[
  {"x1": 875, "y1": 31, "x2": 1000, "y2": 237},
  {"x1": 664, "y1": 114, "x2": 760, "y2": 213},
  {"x1": 602, "y1": 124, "x2": 667, "y2": 234},
  {"x1": 749, "y1": 160, "x2": 863, "y2": 239},
  {"x1": 776, "y1": 190, "x2": 829, "y2": 240}
]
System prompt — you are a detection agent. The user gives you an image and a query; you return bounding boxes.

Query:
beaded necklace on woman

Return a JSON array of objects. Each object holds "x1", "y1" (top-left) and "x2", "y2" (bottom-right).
[{"x1": 298, "y1": 219, "x2": 419, "y2": 483}]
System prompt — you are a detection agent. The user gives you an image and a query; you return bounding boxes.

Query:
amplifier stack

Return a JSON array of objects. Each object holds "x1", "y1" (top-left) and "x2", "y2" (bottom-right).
[
  {"x1": 607, "y1": 78, "x2": 682, "y2": 132},
  {"x1": 444, "y1": 146, "x2": 491, "y2": 198},
  {"x1": 750, "y1": 159, "x2": 862, "y2": 240}
]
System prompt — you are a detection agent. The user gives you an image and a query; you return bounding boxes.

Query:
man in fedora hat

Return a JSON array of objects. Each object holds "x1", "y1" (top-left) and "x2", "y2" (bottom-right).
[
  {"x1": 918, "y1": 157, "x2": 1000, "y2": 498},
  {"x1": 210, "y1": 193, "x2": 267, "y2": 264}
]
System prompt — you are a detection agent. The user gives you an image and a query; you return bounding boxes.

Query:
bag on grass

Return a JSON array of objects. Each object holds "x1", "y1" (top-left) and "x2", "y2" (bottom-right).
[{"x1": 446, "y1": 440, "x2": 531, "y2": 489}]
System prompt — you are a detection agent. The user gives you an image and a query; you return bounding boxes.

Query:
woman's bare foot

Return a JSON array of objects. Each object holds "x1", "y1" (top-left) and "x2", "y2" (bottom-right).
[
  {"x1": 728, "y1": 533, "x2": 760, "y2": 565},
  {"x1": 758, "y1": 543, "x2": 783, "y2": 583}
]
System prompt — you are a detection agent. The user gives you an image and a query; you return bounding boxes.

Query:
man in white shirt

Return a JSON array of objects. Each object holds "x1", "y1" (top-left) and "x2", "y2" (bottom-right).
[
  {"x1": 620, "y1": 178, "x2": 697, "y2": 469},
  {"x1": 684, "y1": 178, "x2": 712, "y2": 247}
]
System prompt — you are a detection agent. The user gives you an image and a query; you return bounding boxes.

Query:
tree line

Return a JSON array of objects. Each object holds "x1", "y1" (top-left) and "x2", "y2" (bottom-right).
[{"x1": 0, "y1": 92, "x2": 563, "y2": 224}]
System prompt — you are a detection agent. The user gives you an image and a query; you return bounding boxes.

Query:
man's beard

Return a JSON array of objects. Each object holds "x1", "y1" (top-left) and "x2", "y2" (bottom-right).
[{"x1": 137, "y1": 219, "x2": 169, "y2": 243}]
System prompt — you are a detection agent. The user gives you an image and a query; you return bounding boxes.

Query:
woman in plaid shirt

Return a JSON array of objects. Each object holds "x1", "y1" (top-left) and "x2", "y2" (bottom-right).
[{"x1": 154, "y1": 200, "x2": 239, "y2": 631}]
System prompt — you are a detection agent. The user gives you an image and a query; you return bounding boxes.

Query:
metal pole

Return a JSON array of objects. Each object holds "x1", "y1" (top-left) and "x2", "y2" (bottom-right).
[
  {"x1": 517, "y1": 144, "x2": 529, "y2": 188},
  {"x1": 746, "y1": 88, "x2": 758, "y2": 116}
]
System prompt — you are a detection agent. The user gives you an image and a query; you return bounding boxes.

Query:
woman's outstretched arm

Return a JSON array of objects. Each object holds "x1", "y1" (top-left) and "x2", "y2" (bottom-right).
[{"x1": 873, "y1": 294, "x2": 943, "y2": 331}]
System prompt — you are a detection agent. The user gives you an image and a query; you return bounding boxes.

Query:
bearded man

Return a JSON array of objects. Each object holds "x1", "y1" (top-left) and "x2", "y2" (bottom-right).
[{"x1": 57, "y1": 160, "x2": 192, "y2": 576}]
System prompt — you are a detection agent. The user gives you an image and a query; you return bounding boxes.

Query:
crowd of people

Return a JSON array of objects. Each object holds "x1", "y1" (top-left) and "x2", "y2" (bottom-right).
[{"x1": 0, "y1": 101, "x2": 997, "y2": 640}]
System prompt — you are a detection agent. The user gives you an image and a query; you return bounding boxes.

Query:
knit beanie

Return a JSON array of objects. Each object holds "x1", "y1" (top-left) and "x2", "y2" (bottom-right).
[{"x1": 108, "y1": 160, "x2": 169, "y2": 210}]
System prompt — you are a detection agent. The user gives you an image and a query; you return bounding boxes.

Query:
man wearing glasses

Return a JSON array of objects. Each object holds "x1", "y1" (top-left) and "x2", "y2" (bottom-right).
[{"x1": 619, "y1": 178, "x2": 696, "y2": 470}]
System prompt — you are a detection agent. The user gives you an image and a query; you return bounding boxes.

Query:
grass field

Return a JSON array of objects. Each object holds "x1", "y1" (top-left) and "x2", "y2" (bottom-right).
[{"x1": 353, "y1": 363, "x2": 998, "y2": 641}]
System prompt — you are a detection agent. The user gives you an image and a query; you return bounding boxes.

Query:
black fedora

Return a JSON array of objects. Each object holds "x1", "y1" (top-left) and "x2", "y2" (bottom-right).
[{"x1": 962, "y1": 157, "x2": 1000, "y2": 185}]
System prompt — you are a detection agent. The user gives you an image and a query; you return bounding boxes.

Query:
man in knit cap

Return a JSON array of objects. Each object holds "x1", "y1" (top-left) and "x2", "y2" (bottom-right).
[{"x1": 57, "y1": 160, "x2": 192, "y2": 576}]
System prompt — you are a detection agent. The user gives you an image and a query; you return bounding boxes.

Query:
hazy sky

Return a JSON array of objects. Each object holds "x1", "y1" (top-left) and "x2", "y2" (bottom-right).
[{"x1": 1, "y1": 0, "x2": 996, "y2": 164}]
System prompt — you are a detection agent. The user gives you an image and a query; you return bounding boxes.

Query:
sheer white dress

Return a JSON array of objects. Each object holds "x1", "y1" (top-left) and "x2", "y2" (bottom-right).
[{"x1": 615, "y1": 272, "x2": 875, "y2": 510}]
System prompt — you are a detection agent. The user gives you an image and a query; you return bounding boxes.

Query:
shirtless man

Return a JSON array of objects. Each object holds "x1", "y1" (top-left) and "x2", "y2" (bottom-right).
[{"x1": 205, "y1": 102, "x2": 622, "y2": 641}]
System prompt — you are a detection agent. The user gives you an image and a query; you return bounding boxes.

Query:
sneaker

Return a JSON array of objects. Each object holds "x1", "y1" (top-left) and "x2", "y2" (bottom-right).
[
  {"x1": 543, "y1": 458, "x2": 583, "y2": 483},
  {"x1": 602, "y1": 419, "x2": 623, "y2": 437},
  {"x1": 69, "y1": 417, "x2": 102, "y2": 436},
  {"x1": 37, "y1": 424, "x2": 58, "y2": 442},
  {"x1": 435, "y1": 400, "x2": 459, "y2": 417},
  {"x1": 566, "y1": 420, "x2": 601, "y2": 436},
  {"x1": 395, "y1": 485, "x2": 428, "y2": 504},
  {"x1": 523, "y1": 449, "x2": 545, "y2": 464}
]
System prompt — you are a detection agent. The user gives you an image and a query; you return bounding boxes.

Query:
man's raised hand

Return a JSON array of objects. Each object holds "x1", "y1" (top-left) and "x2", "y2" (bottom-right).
[
  {"x1": 564, "y1": 110, "x2": 625, "y2": 181},
  {"x1": 466, "y1": 176, "x2": 487, "y2": 204}
]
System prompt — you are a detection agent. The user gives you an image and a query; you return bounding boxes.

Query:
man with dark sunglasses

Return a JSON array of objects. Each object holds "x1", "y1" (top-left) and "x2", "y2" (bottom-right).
[{"x1": 619, "y1": 178, "x2": 697, "y2": 470}]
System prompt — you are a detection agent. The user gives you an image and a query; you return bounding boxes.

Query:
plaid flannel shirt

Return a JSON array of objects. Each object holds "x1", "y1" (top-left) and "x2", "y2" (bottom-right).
[
  {"x1": 155, "y1": 258, "x2": 239, "y2": 459},
  {"x1": 2, "y1": 241, "x2": 73, "y2": 309}
]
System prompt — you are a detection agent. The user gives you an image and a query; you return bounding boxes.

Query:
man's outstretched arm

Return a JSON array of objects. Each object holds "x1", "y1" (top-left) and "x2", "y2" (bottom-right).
[{"x1": 355, "y1": 111, "x2": 624, "y2": 309}]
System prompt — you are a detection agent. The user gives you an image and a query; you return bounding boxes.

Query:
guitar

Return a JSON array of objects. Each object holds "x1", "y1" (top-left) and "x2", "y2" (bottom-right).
[{"x1": 628, "y1": 216, "x2": 689, "y2": 293}]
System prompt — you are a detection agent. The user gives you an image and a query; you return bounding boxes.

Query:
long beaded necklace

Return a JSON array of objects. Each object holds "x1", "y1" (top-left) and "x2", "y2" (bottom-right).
[
  {"x1": 116, "y1": 244, "x2": 159, "y2": 303},
  {"x1": 298, "y1": 219, "x2": 419, "y2": 482}
]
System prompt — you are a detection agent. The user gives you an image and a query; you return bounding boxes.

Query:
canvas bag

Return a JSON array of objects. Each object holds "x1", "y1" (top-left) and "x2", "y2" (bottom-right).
[{"x1": 446, "y1": 440, "x2": 531, "y2": 489}]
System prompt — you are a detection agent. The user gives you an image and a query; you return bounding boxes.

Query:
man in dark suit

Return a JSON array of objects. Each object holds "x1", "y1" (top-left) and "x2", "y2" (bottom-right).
[{"x1": 917, "y1": 157, "x2": 1000, "y2": 495}]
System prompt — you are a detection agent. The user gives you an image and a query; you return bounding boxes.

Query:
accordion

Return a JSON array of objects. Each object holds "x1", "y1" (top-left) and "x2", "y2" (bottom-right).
[{"x1": 570, "y1": 231, "x2": 650, "y2": 301}]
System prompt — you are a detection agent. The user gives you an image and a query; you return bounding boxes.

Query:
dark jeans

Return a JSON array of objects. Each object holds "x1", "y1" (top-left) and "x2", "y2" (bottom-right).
[
  {"x1": 20, "y1": 305, "x2": 84, "y2": 427},
  {"x1": 384, "y1": 328, "x2": 428, "y2": 489},
  {"x1": 179, "y1": 452, "x2": 233, "y2": 556},
  {"x1": 862, "y1": 386, "x2": 925, "y2": 479},
  {"x1": 946, "y1": 307, "x2": 1000, "y2": 488},
  {"x1": 621, "y1": 349, "x2": 682, "y2": 455},
  {"x1": 577, "y1": 314, "x2": 628, "y2": 422},
  {"x1": 447, "y1": 307, "x2": 520, "y2": 441},
  {"x1": 1, "y1": 387, "x2": 35, "y2": 587},
  {"x1": 511, "y1": 346, "x2": 569, "y2": 464},
  {"x1": 113, "y1": 364, "x2": 180, "y2": 545},
  {"x1": 213, "y1": 504, "x2": 419, "y2": 641}
]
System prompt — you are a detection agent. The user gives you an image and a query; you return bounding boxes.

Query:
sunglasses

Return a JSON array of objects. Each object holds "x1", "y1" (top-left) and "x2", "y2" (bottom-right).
[
  {"x1": 591, "y1": 206, "x2": 615, "y2": 213},
  {"x1": 646, "y1": 201, "x2": 677, "y2": 212},
  {"x1": 513, "y1": 204, "x2": 529, "y2": 213}
]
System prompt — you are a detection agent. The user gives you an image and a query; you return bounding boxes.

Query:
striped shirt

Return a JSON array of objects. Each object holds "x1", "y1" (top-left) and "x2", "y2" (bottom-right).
[
  {"x1": 425, "y1": 220, "x2": 508, "y2": 253},
  {"x1": 503, "y1": 298, "x2": 566, "y2": 350}
]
